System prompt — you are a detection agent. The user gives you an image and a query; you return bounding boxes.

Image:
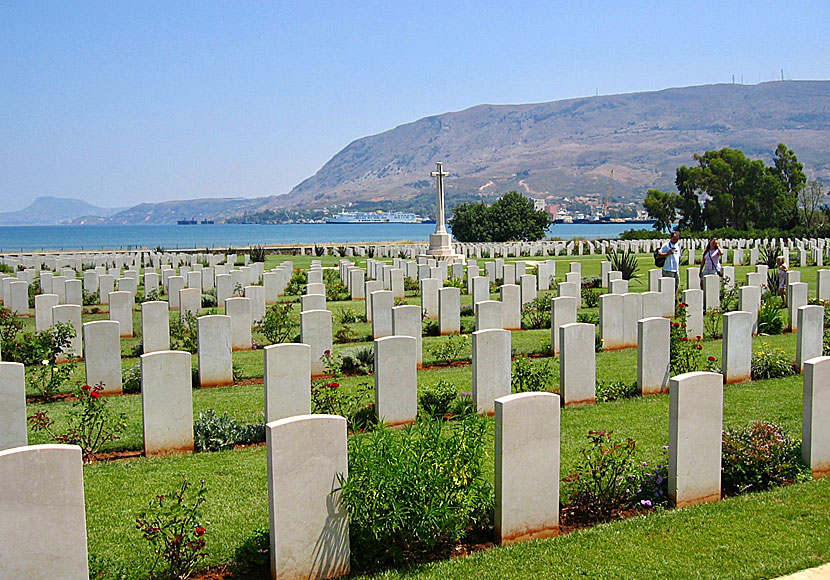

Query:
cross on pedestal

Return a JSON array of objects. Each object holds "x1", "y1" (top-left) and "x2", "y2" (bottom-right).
[
  {"x1": 431, "y1": 161, "x2": 449, "y2": 235},
  {"x1": 422, "y1": 161, "x2": 464, "y2": 264}
]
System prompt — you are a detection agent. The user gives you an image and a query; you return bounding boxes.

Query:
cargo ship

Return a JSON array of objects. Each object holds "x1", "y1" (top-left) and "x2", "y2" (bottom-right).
[{"x1": 325, "y1": 211, "x2": 421, "y2": 224}]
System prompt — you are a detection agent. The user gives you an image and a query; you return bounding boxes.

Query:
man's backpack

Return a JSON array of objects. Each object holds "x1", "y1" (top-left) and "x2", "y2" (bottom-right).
[{"x1": 653, "y1": 248, "x2": 666, "y2": 268}]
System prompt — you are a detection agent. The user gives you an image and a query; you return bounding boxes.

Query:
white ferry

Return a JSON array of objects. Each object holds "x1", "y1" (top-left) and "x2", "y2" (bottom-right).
[{"x1": 325, "y1": 211, "x2": 421, "y2": 224}]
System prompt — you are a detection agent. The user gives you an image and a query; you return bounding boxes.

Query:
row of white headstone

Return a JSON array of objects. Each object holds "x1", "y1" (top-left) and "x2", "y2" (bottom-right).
[{"x1": 5, "y1": 357, "x2": 830, "y2": 579}]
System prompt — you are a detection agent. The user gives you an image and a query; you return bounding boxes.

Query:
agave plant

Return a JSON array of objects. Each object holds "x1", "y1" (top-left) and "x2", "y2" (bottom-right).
[
  {"x1": 606, "y1": 249, "x2": 639, "y2": 280},
  {"x1": 759, "y1": 245, "x2": 783, "y2": 290},
  {"x1": 250, "y1": 244, "x2": 266, "y2": 262}
]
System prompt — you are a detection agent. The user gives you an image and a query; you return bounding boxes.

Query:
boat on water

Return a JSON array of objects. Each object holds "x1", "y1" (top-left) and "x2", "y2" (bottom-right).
[{"x1": 325, "y1": 211, "x2": 422, "y2": 224}]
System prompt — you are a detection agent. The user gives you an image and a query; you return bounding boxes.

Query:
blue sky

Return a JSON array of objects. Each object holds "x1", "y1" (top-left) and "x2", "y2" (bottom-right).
[{"x1": 2, "y1": 1, "x2": 829, "y2": 211}]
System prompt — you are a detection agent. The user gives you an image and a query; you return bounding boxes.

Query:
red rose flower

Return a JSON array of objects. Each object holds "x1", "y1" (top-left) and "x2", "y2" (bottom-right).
[
  {"x1": 679, "y1": 303, "x2": 688, "y2": 307},
  {"x1": 324, "y1": 349, "x2": 331, "y2": 356},
  {"x1": 696, "y1": 335, "x2": 702, "y2": 340},
  {"x1": 671, "y1": 322, "x2": 680, "y2": 328},
  {"x1": 193, "y1": 526, "x2": 205, "y2": 537},
  {"x1": 328, "y1": 382, "x2": 340, "y2": 388},
  {"x1": 90, "y1": 391, "x2": 100, "y2": 398},
  {"x1": 681, "y1": 323, "x2": 686, "y2": 328},
  {"x1": 81, "y1": 385, "x2": 91, "y2": 391},
  {"x1": 708, "y1": 356, "x2": 717, "y2": 361},
  {"x1": 695, "y1": 344, "x2": 703, "y2": 350},
  {"x1": 679, "y1": 337, "x2": 688, "y2": 341}
]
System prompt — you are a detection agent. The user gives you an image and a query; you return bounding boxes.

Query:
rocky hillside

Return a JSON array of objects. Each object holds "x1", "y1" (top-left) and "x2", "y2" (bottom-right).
[
  {"x1": 102, "y1": 197, "x2": 271, "y2": 225},
  {"x1": 263, "y1": 80, "x2": 830, "y2": 210}
]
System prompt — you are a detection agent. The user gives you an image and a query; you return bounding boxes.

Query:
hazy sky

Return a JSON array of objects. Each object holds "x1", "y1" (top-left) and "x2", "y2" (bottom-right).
[{"x1": 2, "y1": 1, "x2": 829, "y2": 211}]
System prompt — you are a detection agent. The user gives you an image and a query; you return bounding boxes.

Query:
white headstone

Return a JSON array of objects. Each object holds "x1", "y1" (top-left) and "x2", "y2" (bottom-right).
[
  {"x1": 141, "y1": 350, "x2": 194, "y2": 456},
  {"x1": 374, "y1": 336, "x2": 418, "y2": 426},
  {"x1": 473, "y1": 329, "x2": 511, "y2": 414},
  {"x1": 0, "y1": 445, "x2": 89, "y2": 578},
  {"x1": 266, "y1": 415, "x2": 350, "y2": 580},
  {"x1": 494, "y1": 392, "x2": 560, "y2": 545},
  {"x1": 83, "y1": 320, "x2": 122, "y2": 394},
  {"x1": 668, "y1": 371, "x2": 723, "y2": 507},
  {"x1": 197, "y1": 315, "x2": 233, "y2": 388},
  {"x1": 264, "y1": 343, "x2": 311, "y2": 423}
]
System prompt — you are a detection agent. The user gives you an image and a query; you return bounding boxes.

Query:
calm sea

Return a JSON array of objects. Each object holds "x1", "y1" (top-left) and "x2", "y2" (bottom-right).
[{"x1": 0, "y1": 223, "x2": 652, "y2": 253}]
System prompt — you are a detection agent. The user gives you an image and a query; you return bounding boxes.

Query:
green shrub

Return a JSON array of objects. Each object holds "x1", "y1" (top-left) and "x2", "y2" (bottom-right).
[
  {"x1": 521, "y1": 295, "x2": 551, "y2": 329},
  {"x1": 449, "y1": 391, "x2": 475, "y2": 416},
  {"x1": 256, "y1": 302, "x2": 297, "y2": 344},
  {"x1": 581, "y1": 276, "x2": 602, "y2": 289},
  {"x1": 27, "y1": 382, "x2": 126, "y2": 463},
  {"x1": 123, "y1": 362, "x2": 141, "y2": 394},
  {"x1": 141, "y1": 289, "x2": 161, "y2": 303},
  {"x1": 334, "y1": 306, "x2": 364, "y2": 324},
  {"x1": 323, "y1": 269, "x2": 351, "y2": 302},
  {"x1": 757, "y1": 299, "x2": 784, "y2": 334},
  {"x1": 428, "y1": 333, "x2": 469, "y2": 365},
  {"x1": 201, "y1": 288, "x2": 217, "y2": 308},
  {"x1": 170, "y1": 312, "x2": 198, "y2": 353},
  {"x1": 422, "y1": 318, "x2": 439, "y2": 336},
  {"x1": 11, "y1": 323, "x2": 78, "y2": 401},
  {"x1": 82, "y1": 290, "x2": 99, "y2": 306},
  {"x1": 596, "y1": 380, "x2": 638, "y2": 402},
  {"x1": 721, "y1": 421, "x2": 807, "y2": 496},
  {"x1": 751, "y1": 342, "x2": 797, "y2": 380},
  {"x1": 135, "y1": 477, "x2": 209, "y2": 580},
  {"x1": 419, "y1": 380, "x2": 457, "y2": 418},
  {"x1": 193, "y1": 410, "x2": 265, "y2": 452},
  {"x1": 311, "y1": 380, "x2": 374, "y2": 432},
  {"x1": 562, "y1": 430, "x2": 638, "y2": 522},
  {"x1": 582, "y1": 287, "x2": 600, "y2": 308},
  {"x1": 0, "y1": 306, "x2": 23, "y2": 346},
  {"x1": 577, "y1": 311, "x2": 599, "y2": 325},
  {"x1": 511, "y1": 355, "x2": 556, "y2": 393},
  {"x1": 339, "y1": 346, "x2": 374, "y2": 375},
  {"x1": 339, "y1": 416, "x2": 494, "y2": 571},
  {"x1": 284, "y1": 269, "x2": 306, "y2": 296},
  {"x1": 626, "y1": 448, "x2": 670, "y2": 509}
]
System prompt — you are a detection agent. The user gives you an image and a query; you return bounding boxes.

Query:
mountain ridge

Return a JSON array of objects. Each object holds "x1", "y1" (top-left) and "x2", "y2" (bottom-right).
[
  {"x1": 264, "y1": 80, "x2": 830, "y2": 210},
  {"x1": 0, "y1": 197, "x2": 127, "y2": 226},
  {"x1": 11, "y1": 81, "x2": 828, "y2": 225}
]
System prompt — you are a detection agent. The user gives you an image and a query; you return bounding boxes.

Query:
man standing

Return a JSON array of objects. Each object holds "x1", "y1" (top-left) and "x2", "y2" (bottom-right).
[{"x1": 658, "y1": 231, "x2": 681, "y2": 296}]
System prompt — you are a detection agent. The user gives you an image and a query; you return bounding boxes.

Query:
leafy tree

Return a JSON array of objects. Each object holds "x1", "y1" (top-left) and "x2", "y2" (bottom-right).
[
  {"x1": 449, "y1": 191, "x2": 550, "y2": 242},
  {"x1": 674, "y1": 166, "x2": 704, "y2": 231},
  {"x1": 447, "y1": 201, "x2": 492, "y2": 242},
  {"x1": 643, "y1": 189, "x2": 680, "y2": 232},
  {"x1": 771, "y1": 143, "x2": 807, "y2": 198},
  {"x1": 669, "y1": 145, "x2": 803, "y2": 231},
  {"x1": 799, "y1": 180, "x2": 827, "y2": 229}
]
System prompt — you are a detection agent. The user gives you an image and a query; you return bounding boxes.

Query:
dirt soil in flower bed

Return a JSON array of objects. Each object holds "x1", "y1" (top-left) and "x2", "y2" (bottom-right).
[{"x1": 190, "y1": 507, "x2": 654, "y2": 579}]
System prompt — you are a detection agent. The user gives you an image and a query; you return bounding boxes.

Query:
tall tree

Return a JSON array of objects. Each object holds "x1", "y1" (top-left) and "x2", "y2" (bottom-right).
[
  {"x1": 799, "y1": 180, "x2": 827, "y2": 229},
  {"x1": 769, "y1": 143, "x2": 805, "y2": 228},
  {"x1": 448, "y1": 191, "x2": 550, "y2": 242},
  {"x1": 674, "y1": 165, "x2": 704, "y2": 231},
  {"x1": 643, "y1": 189, "x2": 680, "y2": 232},
  {"x1": 447, "y1": 201, "x2": 493, "y2": 242}
]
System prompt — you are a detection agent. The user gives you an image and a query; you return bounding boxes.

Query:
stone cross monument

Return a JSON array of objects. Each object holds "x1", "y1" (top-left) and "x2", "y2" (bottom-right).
[
  {"x1": 425, "y1": 161, "x2": 464, "y2": 263},
  {"x1": 432, "y1": 162, "x2": 449, "y2": 235}
]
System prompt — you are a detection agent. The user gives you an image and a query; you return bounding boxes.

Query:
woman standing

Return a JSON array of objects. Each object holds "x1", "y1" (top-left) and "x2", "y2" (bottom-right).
[
  {"x1": 777, "y1": 256, "x2": 789, "y2": 306},
  {"x1": 700, "y1": 238, "x2": 723, "y2": 278}
]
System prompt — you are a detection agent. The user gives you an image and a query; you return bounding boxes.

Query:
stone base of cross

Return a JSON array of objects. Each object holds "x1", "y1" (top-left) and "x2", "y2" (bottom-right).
[{"x1": 422, "y1": 232, "x2": 465, "y2": 264}]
